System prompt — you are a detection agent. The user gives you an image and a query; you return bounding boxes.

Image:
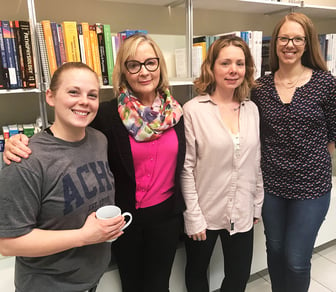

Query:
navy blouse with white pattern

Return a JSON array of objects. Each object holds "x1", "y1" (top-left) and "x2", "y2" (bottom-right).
[{"x1": 251, "y1": 70, "x2": 336, "y2": 200}]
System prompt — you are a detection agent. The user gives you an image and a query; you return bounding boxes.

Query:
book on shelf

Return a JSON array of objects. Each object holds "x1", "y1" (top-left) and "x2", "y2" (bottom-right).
[
  {"x1": 95, "y1": 23, "x2": 109, "y2": 85},
  {"x1": 1, "y1": 20, "x2": 19, "y2": 89},
  {"x1": 77, "y1": 23, "x2": 86, "y2": 64},
  {"x1": 50, "y1": 21, "x2": 62, "y2": 67},
  {"x1": 61, "y1": 21, "x2": 81, "y2": 62},
  {"x1": 0, "y1": 21, "x2": 10, "y2": 89},
  {"x1": 9, "y1": 21, "x2": 23, "y2": 88},
  {"x1": 261, "y1": 36, "x2": 271, "y2": 76},
  {"x1": 56, "y1": 23, "x2": 67, "y2": 65},
  {"x1": 80, "y1": 22, "x2": 94, "y2": 70},
  {"x1": 13, "y1": 20, "x2": 26, "y2": 88},
  {"x1": 0, "y1": 53, "x2": 7, "y2": 89},
  {"x1": 18, "y1": 20, "x2": 36, "y2": 88},
  {"x1": 191, "y1": 30, "x2": 263, "y2": 78},
  {"x1": 174, "y1": 46, "x2": 203, "y2": 78},
  {"x1": 36, "y1": 22, "x2": 51, "y2": 85},
  {"x1": 103, "y1": 24, "x2": 114, "y2": 85},
  {"x1": 41, "y1": 20, "x2": 58, "y2": 77},
  {"x1": 89, "y1": 24, "x2": 102, "y2": 84}
]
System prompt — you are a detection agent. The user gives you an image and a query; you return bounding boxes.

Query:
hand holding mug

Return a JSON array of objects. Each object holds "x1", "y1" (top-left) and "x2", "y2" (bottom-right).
[{"x1": 96, "y1": 205, "x2": 133, "y2": 242}]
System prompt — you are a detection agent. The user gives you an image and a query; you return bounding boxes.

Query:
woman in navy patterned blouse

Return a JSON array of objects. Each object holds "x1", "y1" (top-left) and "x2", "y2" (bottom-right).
[{"x1": 251, "y1": 12, "x2": 336, "y2": 292}]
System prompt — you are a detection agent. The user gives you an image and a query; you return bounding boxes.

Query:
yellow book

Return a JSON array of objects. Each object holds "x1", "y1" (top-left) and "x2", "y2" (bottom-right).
[
  {"x1": 80, "y1": 22, "x2": 94, "y2": 70},
  {"x1": 193, "y1": 42, "x2": 207, "y2": 61},
  {"x1": 89, "y1": 24, "x2": 102, "y2": 84},
  {"x1": 40, "y1": 20, "x2": 57, "y2": 76},
  {"x1": 61, "y1": 21, "x2": 80, "y2": 62}
]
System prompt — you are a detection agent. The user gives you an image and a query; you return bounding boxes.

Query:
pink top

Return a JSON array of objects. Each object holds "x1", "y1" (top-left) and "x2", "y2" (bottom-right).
[{"x1": 130, "y1": 127, "x2": 178, "y2": 209}]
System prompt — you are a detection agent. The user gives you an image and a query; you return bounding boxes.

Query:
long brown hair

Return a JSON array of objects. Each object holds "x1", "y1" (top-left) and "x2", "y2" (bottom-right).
[{"x1": 269, "y1": 12, "x2": 328, "y2": 73}]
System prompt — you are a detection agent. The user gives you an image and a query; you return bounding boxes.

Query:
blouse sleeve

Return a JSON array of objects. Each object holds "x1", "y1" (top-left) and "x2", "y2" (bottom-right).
[
  {"x1": 325, "y1": 73, "x2": 336, "y2": 142},
  {"x1": 180, "y1": 102, "x2": 207, "y2": 236}
]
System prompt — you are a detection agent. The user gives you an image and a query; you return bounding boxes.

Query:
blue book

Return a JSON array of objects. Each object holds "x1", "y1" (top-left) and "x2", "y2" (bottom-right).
[
  {"x1": 0, "y1": 21, "x2": 10, "y2": 88},
  {"x1": 1, "y1": 20, "x2": 19, "y2": 88}
]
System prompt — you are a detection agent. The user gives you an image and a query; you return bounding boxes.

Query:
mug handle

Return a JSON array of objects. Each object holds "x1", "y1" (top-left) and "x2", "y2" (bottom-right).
[{"x1": 121, "y1": 212, "x2": 132, "y2": 230}]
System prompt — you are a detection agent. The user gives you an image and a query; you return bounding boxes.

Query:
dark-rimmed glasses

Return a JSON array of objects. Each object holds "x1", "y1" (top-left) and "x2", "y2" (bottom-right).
[
  {"x1": 277, "y1": 36, "x2": 306, "y2": 46},
  {"x1": 125, "y1": 57, "x2": 160, "y2": 74}
]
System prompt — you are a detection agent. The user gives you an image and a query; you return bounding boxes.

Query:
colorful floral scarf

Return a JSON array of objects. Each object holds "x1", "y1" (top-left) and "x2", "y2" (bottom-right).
[{"x1": 118, "y1": 87, "x2": 183, "y2": 142}]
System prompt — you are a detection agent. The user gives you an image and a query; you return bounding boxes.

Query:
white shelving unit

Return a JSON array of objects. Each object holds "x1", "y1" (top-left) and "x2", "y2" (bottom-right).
[{"x1": 1, "y1": 1, "x2": 335, "y2": 290}]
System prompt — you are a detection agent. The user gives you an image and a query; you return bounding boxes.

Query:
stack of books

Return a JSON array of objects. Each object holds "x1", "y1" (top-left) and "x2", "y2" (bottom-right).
[
  {"x1": 175, "y1": 30, "x2": 263, "y2": 79},
  {"x1": 0, "y1": 20, "x2": 36, "y2": 90},
  {"x1": 37, "y1": 20, "x2": 148, "y2": 86}
]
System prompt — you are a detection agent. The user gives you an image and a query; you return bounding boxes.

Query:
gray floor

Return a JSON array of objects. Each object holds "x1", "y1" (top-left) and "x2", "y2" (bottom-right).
[{"x1": 245, "y1": 239, "x2": 336, "y2": 292}]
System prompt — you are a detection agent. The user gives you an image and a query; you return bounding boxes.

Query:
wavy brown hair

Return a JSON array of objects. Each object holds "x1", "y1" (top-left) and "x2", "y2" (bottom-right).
[
  {"x1": 269, "y1": 12, "x2": 328, "y2": 73},
  {"x1": 194, "y1": 35, "x2": 256, "y2": 102}
]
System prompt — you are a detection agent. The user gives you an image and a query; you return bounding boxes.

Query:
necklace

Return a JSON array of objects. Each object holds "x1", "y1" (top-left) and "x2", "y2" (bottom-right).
[
  {"x1": 276, "y1": 67, "x2": 306, "y2": 89},
  {"x1": 233, "y1": 105, "x2": 240, "y2": 111}
]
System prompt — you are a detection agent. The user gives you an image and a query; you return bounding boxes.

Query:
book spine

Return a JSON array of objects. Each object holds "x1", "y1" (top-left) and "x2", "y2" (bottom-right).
[
  {"x1": 62, "y1": 21, "x2": 81, "y2": 62},
  {"x1": 0, "y1": 22, "x2": 10, "y2": 88},
  {"x1": 1, "y1": 20, "x2": 19, "y2": 89},
  {"x1": 103, "y1": 24, "x2": 114, "y2": 85},
  {"x1": 95, "y1": 23, "x2": 109, "y2": 85},
  {"x1": 36, "y1": 22, "x2": 50, "y2": 85},
  {"x1": 13, "y1": 20, "x2": 26, "y2": 87},
  {"x1": 19, "y1": 21, "x2": 36, "y2": 88},
  {"x1": 9, "y1": 21, "x2": 23, "y2": 88},
  {"x1": 50, "y1": 21, "x2": 62, "y2": 67},
  {"x1": 77, "y1": 23, "x2": 86, "y2": 64},
  {"x1": 81, "y1": 22, "x2": 93, "y2": 70},
  {"x1": 89, "y1": 24, "x2": 102, "y2": 84},
  {"x1": 41, "y1": 20, "x2": 57, "y2": 77},
  {"x1": 56, "y1": 24, "x2": 66, "y2": 65}
]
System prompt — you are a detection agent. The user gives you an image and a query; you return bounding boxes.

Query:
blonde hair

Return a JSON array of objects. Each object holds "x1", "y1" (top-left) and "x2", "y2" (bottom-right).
[
  {"x1": 112, "y1": 33, "x2": 169, "y2": 96},
  {"x1": 269, "y1": 12, "x2": 328, "y2": 73},
  {"x1": 194, "y1": 36, "x2": 256, "y2": 102}
]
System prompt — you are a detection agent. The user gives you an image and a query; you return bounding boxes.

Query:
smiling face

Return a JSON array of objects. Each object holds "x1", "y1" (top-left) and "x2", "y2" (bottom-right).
[
  {"x1": 46, "y1": 68, "x2": 99, "y2": 141},
  {"x1": 213, "y1": 45, "x2": 246, "y2": 93},
  {"x1": 124, "y1": 42, "x2": 160, "y2": 104},
  {"x1": 276, "y1": 20, "x2": 306, "y2": 67}
]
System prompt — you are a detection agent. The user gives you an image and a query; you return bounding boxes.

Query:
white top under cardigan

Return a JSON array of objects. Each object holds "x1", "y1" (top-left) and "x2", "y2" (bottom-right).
[{"x1": 181, "y1": 95, "x2": 264, "y2": 236}]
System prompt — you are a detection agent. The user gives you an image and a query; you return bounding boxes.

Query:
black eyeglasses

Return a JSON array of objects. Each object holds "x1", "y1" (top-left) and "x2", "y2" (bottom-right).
[
  {"x1": 277, "y1": 36, "x2": 306, "y2": 46},
  {"x1": 125, "y1": 57, "x2": 160, "y2": 74}
]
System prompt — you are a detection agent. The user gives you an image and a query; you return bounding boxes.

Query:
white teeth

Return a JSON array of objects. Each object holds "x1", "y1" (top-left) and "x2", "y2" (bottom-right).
[{"x1": 73, "y1": 111, "x2": 88, "y2": 116}]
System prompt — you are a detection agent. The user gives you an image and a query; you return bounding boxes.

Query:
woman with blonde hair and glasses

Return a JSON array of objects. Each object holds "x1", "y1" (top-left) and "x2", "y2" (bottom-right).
[{"x1": 251, "y1": 12, "x2": 336, "y2": 292}]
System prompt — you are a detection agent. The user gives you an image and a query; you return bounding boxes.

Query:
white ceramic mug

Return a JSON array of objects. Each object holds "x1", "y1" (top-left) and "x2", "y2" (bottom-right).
[{"x1": 96, "y1": 205, "x2": 133, "y2": 242}]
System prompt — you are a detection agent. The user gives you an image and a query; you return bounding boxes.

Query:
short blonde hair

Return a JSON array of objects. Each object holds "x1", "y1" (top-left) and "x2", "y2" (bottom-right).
[{"x1": 112, "y1": 33, "x2": 169, "y2": 96}]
